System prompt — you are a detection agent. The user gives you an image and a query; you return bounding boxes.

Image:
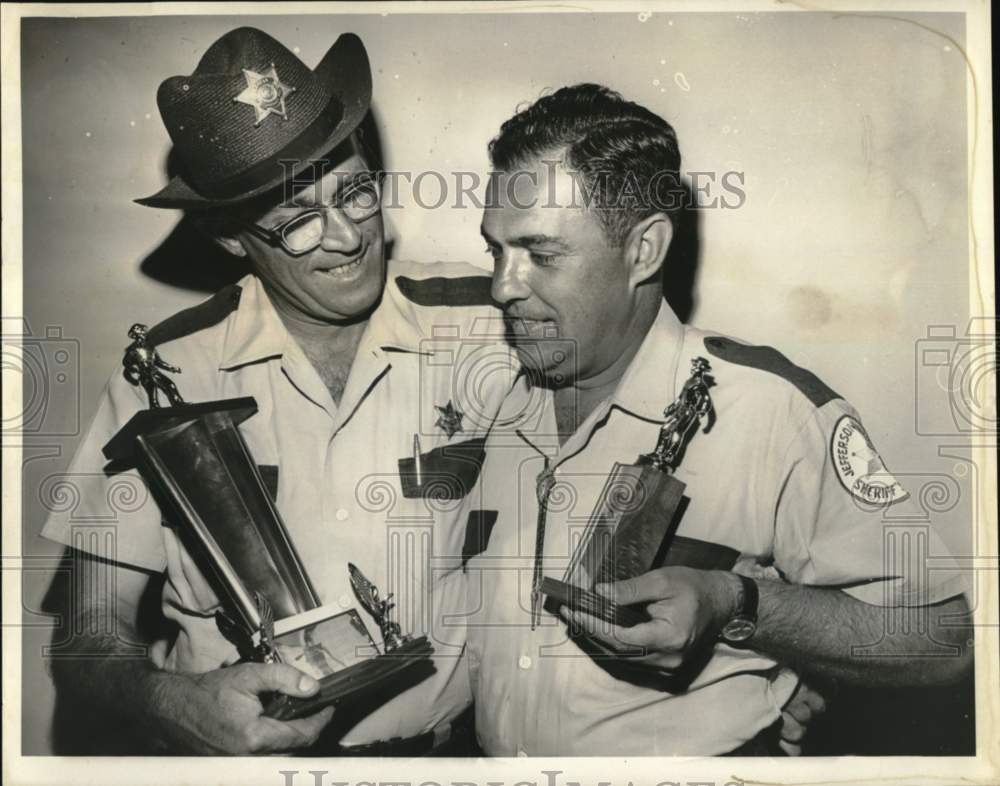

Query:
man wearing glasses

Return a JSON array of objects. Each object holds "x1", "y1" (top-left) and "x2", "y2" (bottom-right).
[{"x1": 40, "y1": 27, "x2": 515, "y2": 755}]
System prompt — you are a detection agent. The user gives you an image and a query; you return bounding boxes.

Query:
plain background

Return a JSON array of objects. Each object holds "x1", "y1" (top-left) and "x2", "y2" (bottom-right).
[{"x1": 16, "y1": 11, "x2": 978, "y2": 754}]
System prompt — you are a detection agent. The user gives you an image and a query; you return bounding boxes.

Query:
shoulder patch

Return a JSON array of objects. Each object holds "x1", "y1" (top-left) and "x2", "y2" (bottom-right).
[
  {"x1": 146, "y1": 284, "x2": 242, "y2": 347},
  {"x1": 704, "y1": 336, "x2": 840, "y2": 407},
  {"x1": 395, "y1": 275, "x2": 493, "y2": 307},
  {"x1": 830, "y1": 415, "x2": 909, "y2": 506}
]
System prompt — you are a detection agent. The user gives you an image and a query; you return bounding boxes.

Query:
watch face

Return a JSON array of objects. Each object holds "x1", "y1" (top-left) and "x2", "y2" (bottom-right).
[{"x1": 722, "y1": 617, "x2": 757, "y2": 643}]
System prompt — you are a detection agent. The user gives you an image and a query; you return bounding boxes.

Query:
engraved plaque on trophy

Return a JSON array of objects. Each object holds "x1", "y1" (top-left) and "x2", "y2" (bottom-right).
[
  {"x1": 541, "y1": 357, "x2": 738, "y2": 628},
  {"x1": 103, "y1": 325, "x2": 433, "y2": 721}
]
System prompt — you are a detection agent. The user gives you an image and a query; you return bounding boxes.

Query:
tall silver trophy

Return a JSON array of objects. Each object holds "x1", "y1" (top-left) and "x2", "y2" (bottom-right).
[{"x1": 103, "y1": 325, "x2": 433, "y2": 721}]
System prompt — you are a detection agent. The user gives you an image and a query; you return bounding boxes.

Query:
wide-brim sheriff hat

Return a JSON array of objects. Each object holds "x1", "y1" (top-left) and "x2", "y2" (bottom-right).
[{"x1": 137, "y1": 27, "x2": 371, "y2": 209}]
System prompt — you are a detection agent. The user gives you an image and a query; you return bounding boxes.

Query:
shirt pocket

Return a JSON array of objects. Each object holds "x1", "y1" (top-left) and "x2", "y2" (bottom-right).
[{"x1": 398, "y1": 436, "x2": 486, "y2": 499}]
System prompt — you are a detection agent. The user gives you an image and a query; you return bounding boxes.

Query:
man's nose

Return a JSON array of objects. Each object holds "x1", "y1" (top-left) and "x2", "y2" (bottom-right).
[
  {"x1": 490, "y1": 253, "x2": 531, "y2": 306},
  {"x1": 319, "y1": 207, "x2": 363, "y2": 253}
]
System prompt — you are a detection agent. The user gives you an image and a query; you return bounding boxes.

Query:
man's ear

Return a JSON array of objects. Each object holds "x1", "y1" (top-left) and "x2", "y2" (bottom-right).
[
  {"x1": 623, "y1": 213, "x2": 673, "y2": 289},
  {"x1": 191, "y1": 215, "x2": 249, "y2": 259}
]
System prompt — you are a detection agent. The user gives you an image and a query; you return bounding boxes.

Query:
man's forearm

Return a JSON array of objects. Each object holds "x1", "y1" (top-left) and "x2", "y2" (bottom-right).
[
  {"x1": 52, "y1": 615, "x2": 335, "y2": 754},
  {"x1": 744, "y1": 577, "x2": 972, "y2": 686},
  {"x1": 49, "y1": 611, "x2": 196, "y2": 751}
]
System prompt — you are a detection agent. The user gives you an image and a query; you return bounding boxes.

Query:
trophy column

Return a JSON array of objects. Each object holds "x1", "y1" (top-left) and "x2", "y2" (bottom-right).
[{"x1": 104, "y1": 398, "x2": 320, "y2": 645}]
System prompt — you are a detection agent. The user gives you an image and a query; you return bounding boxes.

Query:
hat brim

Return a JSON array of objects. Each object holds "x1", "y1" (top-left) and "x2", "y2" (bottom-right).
[{"x1": 136, "y1": 33, "x2": 372, "y2": 210}]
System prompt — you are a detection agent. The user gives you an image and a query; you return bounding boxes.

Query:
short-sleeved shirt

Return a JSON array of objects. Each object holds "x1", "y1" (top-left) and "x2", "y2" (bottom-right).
[
  {"x1": 42, "y1": 260, "x2": 518, "y2": 745},
  {"x1": 465, "y1": 302, "x2": 966, "y2": 756}
]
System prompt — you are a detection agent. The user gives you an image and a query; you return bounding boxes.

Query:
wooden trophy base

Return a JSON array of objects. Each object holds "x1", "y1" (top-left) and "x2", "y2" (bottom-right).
[
  {"x1": 264, "y1": 636, "x2": 435, "y2": 721},
  {"x1": 540, "y1": 577, "x2": 652, "y2": 628}
]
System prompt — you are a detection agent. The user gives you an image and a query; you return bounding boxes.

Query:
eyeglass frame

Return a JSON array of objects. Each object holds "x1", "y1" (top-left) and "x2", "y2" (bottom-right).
[{"x1": 238, "y1": 172, "x2": 383, "y2": 256}]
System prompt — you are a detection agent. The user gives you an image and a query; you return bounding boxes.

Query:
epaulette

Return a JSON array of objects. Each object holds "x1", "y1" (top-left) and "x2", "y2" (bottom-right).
[
  {"x1": 395, "y1": 275, "x2": 493, "y2": 307},
  {"x1": 146, "y1": 284, "x2": 242, "y2": 347},
  {"x1": 704, "y1": 335, "x2": 840, "y2": 407}
]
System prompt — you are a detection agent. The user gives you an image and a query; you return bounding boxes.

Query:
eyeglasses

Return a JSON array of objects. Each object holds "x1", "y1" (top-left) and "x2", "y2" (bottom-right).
[{"x1": 240, "y1": 174, "x2": 381, "y2": 256}]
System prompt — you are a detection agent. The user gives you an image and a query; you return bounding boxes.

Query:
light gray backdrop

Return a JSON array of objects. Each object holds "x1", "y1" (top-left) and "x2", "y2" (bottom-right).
[{"x1": 17, "y1": 11, "x2": 974, "y2": 754}]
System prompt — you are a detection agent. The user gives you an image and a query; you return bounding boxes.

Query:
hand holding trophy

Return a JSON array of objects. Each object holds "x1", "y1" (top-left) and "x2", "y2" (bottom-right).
[{"x1": 105, "y1": 325, "x2": 433, "y2": 725}]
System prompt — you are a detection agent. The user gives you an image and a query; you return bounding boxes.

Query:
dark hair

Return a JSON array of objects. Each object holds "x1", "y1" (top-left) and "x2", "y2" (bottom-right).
[{"x1": 488, "y1": 83, "x2": 683, "y2": 245}]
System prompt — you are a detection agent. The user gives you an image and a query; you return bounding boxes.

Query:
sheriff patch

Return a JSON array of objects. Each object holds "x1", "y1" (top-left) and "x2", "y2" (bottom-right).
[{"x1": 830, "y1": 415, "x2": 909, "y2": 506}]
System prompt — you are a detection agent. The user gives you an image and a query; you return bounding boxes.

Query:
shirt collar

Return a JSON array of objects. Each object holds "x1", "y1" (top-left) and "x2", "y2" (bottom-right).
[
  {"x1": 608, "y1": 300, "x2": 687, "y2": 422},
  {"x1": 219, "y1": 275, "x2": 426, "y2": 371},
  {"x1": 362, "y1": 290, "x2": 427, "y2": 356},
  {"x1": 219, "y1": 275, "x2": 288, "y2": 370}
]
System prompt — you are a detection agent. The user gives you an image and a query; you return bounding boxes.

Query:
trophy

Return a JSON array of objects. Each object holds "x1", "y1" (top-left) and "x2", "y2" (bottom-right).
[
  {"x1": 104, "y1": 325, "x2": 433, "y2": 721},
  {"x1": 541, "y1": 357, "x2": 739, "y2": 627}
]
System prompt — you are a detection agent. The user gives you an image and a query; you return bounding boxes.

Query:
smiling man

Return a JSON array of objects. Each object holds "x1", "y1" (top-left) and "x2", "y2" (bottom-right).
[
  {"x1": 40, "y1": 27, "x2": 515, "y2": 755},
  {"x1": 466, "y1": 84, "x2": 972, "y2": 756}
]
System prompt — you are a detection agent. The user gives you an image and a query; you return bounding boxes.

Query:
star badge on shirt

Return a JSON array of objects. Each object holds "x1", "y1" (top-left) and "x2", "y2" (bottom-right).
[
  {"x1": 434, "y1": 400, "x2": 465, "y2": 438},
  {"x1": 233, "y1": 64, "x2": 296, "y2": 126}
]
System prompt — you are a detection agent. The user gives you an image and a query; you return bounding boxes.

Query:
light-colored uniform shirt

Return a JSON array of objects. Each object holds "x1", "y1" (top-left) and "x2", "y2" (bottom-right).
[
  {"x1": 465, "y1": 302, "x2": 966, "y2": 756},
  {"x1": 42, "y1": 260, "x2": 517, "y2": 745}
]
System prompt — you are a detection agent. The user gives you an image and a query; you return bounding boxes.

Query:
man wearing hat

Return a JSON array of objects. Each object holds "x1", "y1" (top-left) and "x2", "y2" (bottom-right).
[{"x1": 42, "y1": 27, "x2": 516, "y2": 755}]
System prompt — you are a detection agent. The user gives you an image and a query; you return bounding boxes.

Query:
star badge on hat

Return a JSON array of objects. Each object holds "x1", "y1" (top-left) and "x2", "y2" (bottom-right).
[
  {"x1": 139, "y1": 29, "x2": 371, "y2": 208},
  {"x1": 233, "y1": 63, "x2": 296, "y2": 126},
  {"x1": 434, "y1": 401, "x2": 465, "y2": 438}
]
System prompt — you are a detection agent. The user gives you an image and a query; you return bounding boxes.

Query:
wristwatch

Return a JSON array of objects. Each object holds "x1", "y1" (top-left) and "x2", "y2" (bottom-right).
[{"x1": 719, "y1": 574, "x2": 759, "y2": 645}]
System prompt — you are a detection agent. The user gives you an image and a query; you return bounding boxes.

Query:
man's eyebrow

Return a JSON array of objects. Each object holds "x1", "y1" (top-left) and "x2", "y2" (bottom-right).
[
  {"x1": 510, "y1": 234, "x2": 571, "y2": 251},
  {"x1": 480, "y1": 228, "x2": 571, "y2": 252}
]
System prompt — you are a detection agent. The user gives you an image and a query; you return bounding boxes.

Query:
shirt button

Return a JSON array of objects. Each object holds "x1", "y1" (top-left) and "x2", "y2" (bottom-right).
[
  {"x1": 518, "y1": 655, "x2": 532, "y2": 670},
  {"x1": 335, "y1": 508, "x2": 350, "y2": 521},
  {"x1": 338, "y1": 594, "x2": 352, "y2": 608}
]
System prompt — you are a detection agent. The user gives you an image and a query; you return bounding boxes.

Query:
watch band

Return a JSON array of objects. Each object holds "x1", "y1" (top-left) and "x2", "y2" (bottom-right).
[
  {"x1": 720, "y1": 574, "x2": 759, "y2": 645},
  {"x1": 735, "y1": 573, "x2": 759, "y2": 622}
]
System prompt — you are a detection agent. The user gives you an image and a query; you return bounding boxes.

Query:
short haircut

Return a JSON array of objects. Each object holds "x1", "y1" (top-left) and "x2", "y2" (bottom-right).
[{"x1": 488, "y1": 83, "x2": 683, "y2": 245}]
